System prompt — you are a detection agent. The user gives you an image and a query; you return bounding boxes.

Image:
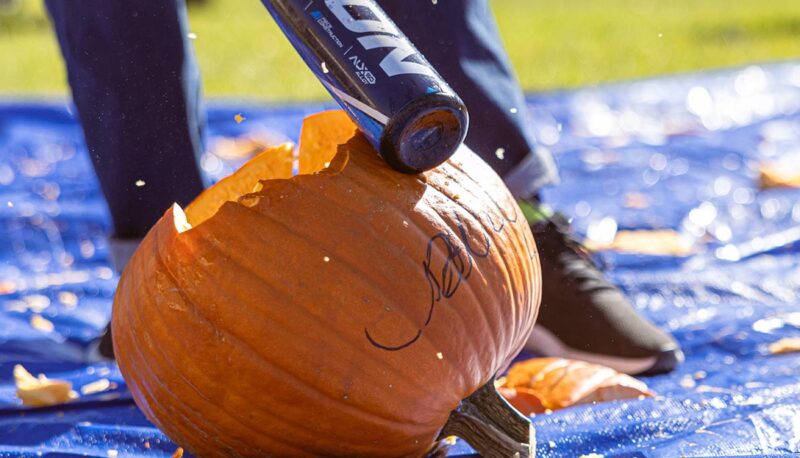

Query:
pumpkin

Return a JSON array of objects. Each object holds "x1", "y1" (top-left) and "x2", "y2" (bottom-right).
[{"x1": 112, "y1": 111, "x2": 541, "y2": 457}]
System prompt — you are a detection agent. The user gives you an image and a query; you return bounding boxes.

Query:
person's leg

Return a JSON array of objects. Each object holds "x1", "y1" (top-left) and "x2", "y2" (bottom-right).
[
  {"x1": 45, "y1": 0, "x2": 204, "y2": 358},
  {"x1": 45, "y1": 0, "x2": 205, "y2": 241},
  {"x1": 379, "y1": 0, "x2": 558, "y2": 198},
  {"x1": 382, "y1": 0, "x2": 682, "y2": 375}
]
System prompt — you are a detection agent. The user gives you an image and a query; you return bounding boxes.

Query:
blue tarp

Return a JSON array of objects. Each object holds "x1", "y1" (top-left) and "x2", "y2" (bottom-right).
[{"x1": 2, "y1": 62, "x2": 800, "y2": 457}]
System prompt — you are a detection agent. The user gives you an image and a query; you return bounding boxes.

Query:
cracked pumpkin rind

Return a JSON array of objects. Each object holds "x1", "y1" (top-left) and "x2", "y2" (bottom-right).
[{"x1": 112, "y1": 110, "x2": 541, "y2": 457}]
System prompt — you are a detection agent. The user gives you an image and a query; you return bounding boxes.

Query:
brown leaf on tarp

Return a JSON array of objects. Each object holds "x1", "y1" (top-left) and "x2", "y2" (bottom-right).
[
  {"x1": 500, "y1": 358, "x2": 653, "y2": 415},
  {"x1": 585, "y1": 229, "x2": 694, "y2": 256},
  {"x1": 768, "y1": 337, "x2": 800, "y2": 355},
  {"x1": 759, "y1": 162, "x2": 800, "y2": 189},
  {"x1": 14, "y1": 364, "x2": 78, "y2": 407},
  {"x1": 623, "y1": 192, "x2": 651, "y2": 209}
]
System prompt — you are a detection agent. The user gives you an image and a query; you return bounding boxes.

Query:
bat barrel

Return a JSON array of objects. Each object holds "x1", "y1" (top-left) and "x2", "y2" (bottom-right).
[{"x1": 262, "y1": 0, "x2": 469, "y2": 173}]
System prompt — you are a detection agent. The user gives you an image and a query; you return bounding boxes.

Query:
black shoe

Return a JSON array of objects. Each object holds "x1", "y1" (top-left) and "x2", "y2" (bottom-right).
[
  {"x1": 524, "y1": 213, "x2": 683, "y2": 375},
  {"x1": 85, "y1": 326, "x2": 115, "y2": 361}
]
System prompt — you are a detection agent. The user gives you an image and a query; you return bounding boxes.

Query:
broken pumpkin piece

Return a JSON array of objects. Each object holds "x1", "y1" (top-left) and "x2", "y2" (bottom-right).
[
  {"x1": 500, "y1": 358, "x2": 653, "y2": 415},
  {"x1": 298, "y1": 110, "x2": 358, "y2": 175},
  {"x1": 768, "y1": 337, "x2": 800, "y2": 355},
  {"x1": 14, "y1": 364, "x2": 78, "y2": 407},
  {"x1": 211, "y1": 132, "x2": 289, "y2": 161},
  {"x1": 585, "y1": 229, "x2": 694, "y2": 256},
  {"x1": 497, "y1": 386, "x2": 546, "y2": 416},
  {"x1": 185, "y1": 143, "x2": 295, "y2": 227}
]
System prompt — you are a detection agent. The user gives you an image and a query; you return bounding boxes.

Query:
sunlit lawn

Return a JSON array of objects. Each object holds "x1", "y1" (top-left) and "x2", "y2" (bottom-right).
[{"x1": 2, "y1": 0, "x2": 800, "y2": 101}]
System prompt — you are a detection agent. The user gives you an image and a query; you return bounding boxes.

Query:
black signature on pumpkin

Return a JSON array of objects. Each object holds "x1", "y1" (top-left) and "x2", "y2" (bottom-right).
[{"x1": 365, "y1": 203, "x2": 516, "y2": 351}]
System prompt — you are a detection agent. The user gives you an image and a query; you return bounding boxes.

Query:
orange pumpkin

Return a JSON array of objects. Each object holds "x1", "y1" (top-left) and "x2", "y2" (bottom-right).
[{"x1": 112, "y1": 111, "x2": 541, "y2": 457}]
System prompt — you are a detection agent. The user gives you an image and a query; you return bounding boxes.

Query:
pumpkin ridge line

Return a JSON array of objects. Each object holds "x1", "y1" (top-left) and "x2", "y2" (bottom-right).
[
  {"x1": 225, "y1": 200, "x2": 448, "y2": 403},
  {"x1": 424, "y1": 170, "x2": 532, "y2": 358},
  {"x1": 339, "y1": 163, "x2": 492, "y2": 386},
  {"x1": 117, "y1": 273, "x2": 276, "y2": 455},
  {"x1": 138, "y1": 232, "x2": 312, "y2": 454},
  {"x1": 413, "y1": 175, "x2": 512, "y2": 368},
  {"x1": 189, "y1": 211, "x2": 442, "y2": 433},
  {"x1": 240, "y1": 164, "x2": 476, "y2": 391}
]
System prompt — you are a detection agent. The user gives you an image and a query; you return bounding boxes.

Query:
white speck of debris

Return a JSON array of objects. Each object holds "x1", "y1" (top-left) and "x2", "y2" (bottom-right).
[
  {"x1": 321, "y1": 61, "x2": 329, "y2": 74},
  {"x1": 495, "y1": 147, "x2": 505, "y2": 160},
  {"x1": 187, "y1": 32, "x2": 197, "y2": 40},
  {"x1": 107, "y1": 450, "x2": 118, "y2": 458},
  {"x1": 6, "y1": 201, "x2": 12, "y2": 207},
  {"x1": 402, "y1": 220, "x2": 409, "y2": 228},
  {"x1": 436, "y1": 352, "x2": 443, "y2": 359},
  {"x1": 548, "y1": 441, "x2": 556, "y2": 449},
  {"x1": 509, "y1": 107, "x2": 518, "y2": 114},
  {"x1": 323, "y1": 161, "x2": 331, "y2": 168},
  {"x1": 432, "y1": 0, "x2": 438, "y2": 4},
  {"x1": 135, "y1": 180, "x2": 145, "y2": 187},
  {"x1": 323, "y1": 256, "x2": 330, "y2": 262},
  {"x1": 658, "y1": 33, "x2": 663, "y2": 38}
]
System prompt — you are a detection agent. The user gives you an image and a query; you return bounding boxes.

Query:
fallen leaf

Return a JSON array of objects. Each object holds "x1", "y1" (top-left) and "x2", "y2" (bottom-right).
[
  {"x1": 585, "y1": 229, "x2": 694, "y2": 256},
  {"x1": 30, "y1": 314, "x2": 54, "y2": 333},
  {"x1": 759, "y1": 161, "x2": 800, "y2": 189},
  {"x1": 769, "y1": 337, "x2": 800, "y2": 355},
  {"x1": 14, "y1": 364, "x2": 78, "y2": 407},
  {"x1": 623, "y1": 192, "x2": 651, "y2": 209},
  {"x1": 80, "y1": 378, "x2": 113, "y2": 395}
]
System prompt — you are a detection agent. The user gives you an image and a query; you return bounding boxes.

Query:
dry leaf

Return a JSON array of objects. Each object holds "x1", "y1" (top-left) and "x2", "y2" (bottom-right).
[
  {"x1": 501, "y1": 358, "x2": 653, "y2": 415},
  {"x1": 768, "y1": 337, "x2": 800, "y2": 355},
  {"x1": 14, "y1": 364, "x2": 78, "y2": 407},
  {"x1": 623, "y1": 192, "x2": 651, "y2": 209},
  {"x1": 80, "y1": 378, "x2": 113, "y2": 395},
  {"x1": 30, "y1": 314, "x2": 54, "y2": 333},
  {"x1": 585, "y1": 229, "x2": 694, "y2": 256},
  {"x1": 759, "y1": 162, "x2": 800, "y2": 189}
]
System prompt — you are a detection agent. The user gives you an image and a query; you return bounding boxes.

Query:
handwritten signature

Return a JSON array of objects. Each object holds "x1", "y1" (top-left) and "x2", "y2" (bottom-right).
[{"x1": 365, "y1": 199, "x2": 518, "y2": 351}]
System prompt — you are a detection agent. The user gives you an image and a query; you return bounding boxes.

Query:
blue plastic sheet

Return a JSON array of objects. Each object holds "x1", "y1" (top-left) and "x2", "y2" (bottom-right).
[{"x1": 2, "y1": 62, "x2": 800, "y2": 457}]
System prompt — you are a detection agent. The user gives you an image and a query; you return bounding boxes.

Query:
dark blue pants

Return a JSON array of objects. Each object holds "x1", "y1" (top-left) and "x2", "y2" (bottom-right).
[{"x1": 46, "y1": 0, "x2": 558, "y2": 238}]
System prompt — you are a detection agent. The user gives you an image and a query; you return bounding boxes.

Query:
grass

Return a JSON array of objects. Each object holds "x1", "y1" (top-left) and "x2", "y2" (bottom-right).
[{"x1": 2, "y1": 0, "x2": 800, "y2": 101}]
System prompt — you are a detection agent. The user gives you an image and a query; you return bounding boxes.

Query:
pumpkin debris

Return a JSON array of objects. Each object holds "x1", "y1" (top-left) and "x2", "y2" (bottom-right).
[
  {"x1": 172, "y1": 447, "x2": 184, "y2": 458},
  {"x1": 14, "y1": 364, "x2": 78, "y2": 407},
  {"x1": 135, "y1": 180, "x2": 146, "y2": 187},
  {"x1": 500, "y1": 357, "x2": 653, "y2": 415},
  {"x1": 234, "y1": 113, "x2": 246, "y2": 124}
]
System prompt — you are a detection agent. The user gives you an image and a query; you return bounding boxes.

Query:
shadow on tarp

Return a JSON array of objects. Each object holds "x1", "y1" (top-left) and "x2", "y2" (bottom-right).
[{"x1": 2, "y1": 62, "x2": 800, "y2": 457}]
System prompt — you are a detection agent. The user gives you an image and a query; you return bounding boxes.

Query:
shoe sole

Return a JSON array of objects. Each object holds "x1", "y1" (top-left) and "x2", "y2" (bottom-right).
[{"x1": 524, "y1": 325, "x2": 683, "y2": 376}]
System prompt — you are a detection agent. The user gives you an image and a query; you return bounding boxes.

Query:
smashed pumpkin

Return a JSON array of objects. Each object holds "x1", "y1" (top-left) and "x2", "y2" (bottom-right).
[
  {"x1": 500, "y1": 357, "x2": 654, "y2": 415},
  {"x1": 112, "y1": 111, "x2": 541, "y2": 457}
]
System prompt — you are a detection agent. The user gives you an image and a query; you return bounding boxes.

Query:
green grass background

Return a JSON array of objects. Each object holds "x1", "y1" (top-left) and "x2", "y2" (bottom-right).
[{"x1": 2, "y1": 0, "x2": 800, "y2": 101}]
